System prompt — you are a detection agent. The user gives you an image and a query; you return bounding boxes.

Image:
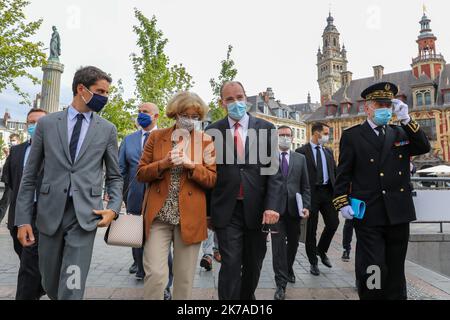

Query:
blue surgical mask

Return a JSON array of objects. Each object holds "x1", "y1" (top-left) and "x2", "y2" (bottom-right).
[
  {"x1": 372, "y1": 107, "x2": 392, "y2": 126},
  {"x1": 227, "y1": 101, "x2": 247, "y2": 121},
  {"x1": 28, "y1": 124, "x2": 36, "y2": 137},
  {"x1": 82, "y1": 87, "x2": 108, "y2": 112},
  {"x1": 137, "y1": 113, "x2": 152, "y2": 129}
]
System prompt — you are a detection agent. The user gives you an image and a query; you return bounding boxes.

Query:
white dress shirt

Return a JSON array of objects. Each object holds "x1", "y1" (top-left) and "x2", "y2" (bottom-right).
[
  {"x1": 228, "y1": 113, "x2": 250, "y2": 153},
  {"x1": 279, "y1": 149, "x2": 291, "y2": 166}
]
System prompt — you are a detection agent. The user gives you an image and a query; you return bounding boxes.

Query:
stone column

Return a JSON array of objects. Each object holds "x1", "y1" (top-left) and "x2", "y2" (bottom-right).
[{"x1": 40, "y1": 60, "x2": 64, "y2": 114}]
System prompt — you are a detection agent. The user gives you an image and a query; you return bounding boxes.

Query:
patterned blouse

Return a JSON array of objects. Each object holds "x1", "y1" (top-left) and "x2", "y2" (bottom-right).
[{"x1": 155, "y1": 141, "x2": 184, "y2": 225}]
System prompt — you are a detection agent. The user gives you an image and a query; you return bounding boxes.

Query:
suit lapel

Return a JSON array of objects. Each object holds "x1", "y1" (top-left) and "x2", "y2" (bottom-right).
[
  {"x1": 219, "y1": 117, "x2": 235, "y2": 163},
  {"x1": 304, "y1": 143, "x2": 317, "y2": 171},
  {"x1": 380, "y1": 125, "x2": 396, "y2": 166},
  {"x1": 360, "y1": 121, "x2": 383, "y2": 152},
  {"x1": 287, "y1": 151, "x2": 295, "y2": 177},
  {"x1": 75, "y1": 113, "x2": 99, "y2": 164},
  {"x1": 56, "y1": 109, "x2": 72, "y2": 164},
  {"x1": 245, "y1": 114, "x2": 257, "y2": 160},
  {"x1": 324, "y1": 148, "x2": 334, "y2": 179},
  {"x1": 16, "y1": 142, "x2": 29, "y2": 173}
]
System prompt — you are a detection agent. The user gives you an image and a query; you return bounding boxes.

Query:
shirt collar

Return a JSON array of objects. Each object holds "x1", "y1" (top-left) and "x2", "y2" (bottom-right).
[
  {"x1": 68, "y1": 105, "x2": 92, "y2": 122},
  {"x1": 367, "y1": 118, "x2": 379, "y2": 130},
  {"x1": 279, "y1": 149, "x2": 291, "y2": 156},
  {"x1": 310, "y1": 140, "x2": 321, "y2": 149},
  {"x1": 228, "y1": 113, "x2": 249, "y2": 129},
  {"x1": 142, "y1": 126, "x2": 158, "y2": 136}
]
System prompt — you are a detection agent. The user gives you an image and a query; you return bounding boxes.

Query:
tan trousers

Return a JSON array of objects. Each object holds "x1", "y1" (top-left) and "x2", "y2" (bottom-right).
[{"x1": 143, "y1": 220, "x2": 201, "y2": 300}]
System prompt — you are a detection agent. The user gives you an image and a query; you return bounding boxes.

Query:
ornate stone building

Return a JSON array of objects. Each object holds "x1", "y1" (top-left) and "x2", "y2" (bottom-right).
[
  {"x1": 247, "y1": 88, "x2": 316, "y2": 150},
  {"x1": 317, "y1": 13, "x2": 349, "y2": 105},
  {"x1": 307, "y1": 11, "x2": 450, "y2": 168}
]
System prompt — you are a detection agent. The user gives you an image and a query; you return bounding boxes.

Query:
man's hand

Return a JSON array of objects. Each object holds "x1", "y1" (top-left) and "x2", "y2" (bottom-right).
[
  {"x1": 262, "y1": 210, "x2": 280, "y2": 225},
  {"x1": 392, "y1": 99, "x2": 410, "y2": 124},
  {"x1": 302, "y1": 208, "x2": 310, "y2": 219},
  {"x1": 94, "y1": 209, "x2": 117, "y2": 228},
  {"x1": 340, "y1": 205, "x2": 355, "y2": 220},
  {"x1": 17, "y1": 225, "x2": 35, "y2": 247}
]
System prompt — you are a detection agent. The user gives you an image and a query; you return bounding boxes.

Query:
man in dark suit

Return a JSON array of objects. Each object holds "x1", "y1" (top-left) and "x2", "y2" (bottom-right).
[
  {"x1": 4, "y1": 108, "x2": 47, "y2": 300},
  {"x1": 333, "y1": 82, "x2": 430, "y2": 300},
  {"x1": 296, "y1": 122, "x2": 339, "y2": 276},
  {"x1": 0, "y1": 134, "x2": 21, "y2": 224},
  {"x1": 119, "y1": 102, "x2": 159, "y2": 280},
  {"x1": 271, "y1": 125, "x2": 311, "y2": 300},
  {"x1": 206, "y1": 81, "x2": 283, "y2": 300}
]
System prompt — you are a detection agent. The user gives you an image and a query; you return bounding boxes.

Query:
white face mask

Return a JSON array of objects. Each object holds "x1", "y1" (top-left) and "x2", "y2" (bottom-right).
[
  {"x1": 279, "y1": 136, "x2": 292, "y2": 150},
  {"x1": 318, "y1": 134, "x2": 330, "y2": 145},
  {"x1": 177, "y1": 116, "x2": 202, "y2": 132}
]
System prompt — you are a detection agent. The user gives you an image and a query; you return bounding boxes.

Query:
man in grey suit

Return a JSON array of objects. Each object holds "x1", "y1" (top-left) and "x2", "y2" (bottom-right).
[
  {"x1": 15, "y1": 66, "x2": 123, "y2": 300},
  {"x1": 271, "y1": 125, "x2": 311, "y2": 300}
]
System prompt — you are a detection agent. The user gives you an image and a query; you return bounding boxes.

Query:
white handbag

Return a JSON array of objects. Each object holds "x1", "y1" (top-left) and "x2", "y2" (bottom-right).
[
  {"x1": 104, "y1": 172, "x2": 149, "y2": 248},
  {"x1": 104, "y1": 213, "x2": 144, "y2": 248}
]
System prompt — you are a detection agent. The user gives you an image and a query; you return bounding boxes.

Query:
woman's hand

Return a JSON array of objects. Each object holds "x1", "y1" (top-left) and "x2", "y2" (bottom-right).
[{"x1": 159, "y1": 152, "x2": 173, "y2": 172}]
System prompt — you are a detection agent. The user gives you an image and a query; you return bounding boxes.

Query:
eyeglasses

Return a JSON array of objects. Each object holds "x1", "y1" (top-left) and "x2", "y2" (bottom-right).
[
  {"x1": 262, "y1": 223, "x2": 279, "y2": 234},
  {"x1": 179, "y1": 114, "x2": 201, "y2": 121}
]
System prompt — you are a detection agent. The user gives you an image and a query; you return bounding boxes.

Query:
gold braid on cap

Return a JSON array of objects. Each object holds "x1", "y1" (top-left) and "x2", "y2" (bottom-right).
[
  {"x1": 365, "y1": 90, "x2": 394, "y2": 100},
  {"x1": 333, "y1": 195, "x2": 349, "y2": 211}
]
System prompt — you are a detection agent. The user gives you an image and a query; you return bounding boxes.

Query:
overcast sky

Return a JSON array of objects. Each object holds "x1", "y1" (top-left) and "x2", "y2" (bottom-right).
[{"x1": 1, "y1": 0, "x2": 449, "y2": 121}]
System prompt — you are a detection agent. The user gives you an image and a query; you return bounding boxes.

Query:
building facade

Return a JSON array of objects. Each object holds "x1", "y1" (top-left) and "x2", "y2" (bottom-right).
[
  {"x1": 307, "y1": 11, "x2": 450, "y2": 168},
  {"x1": 247, "y1": 88, "x2": 314, "y2": 150}
]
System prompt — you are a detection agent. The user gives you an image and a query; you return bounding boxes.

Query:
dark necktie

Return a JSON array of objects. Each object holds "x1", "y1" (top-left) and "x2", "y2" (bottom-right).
[
  {"x1": 143, "y1": 132, "x2": 150, "y2": 149},
  {"x1": 315, "y1": 146, "x2": 324, "y2": 185},
  {"x1": 281, "y1": 152, "x2": 289, "y2": 177},
  {"x1": 375, "y1": 126, "x2": 386, "y2": 143},
  {"x1": 69, "y1": 113, "x2": 84, "y2": 163}
]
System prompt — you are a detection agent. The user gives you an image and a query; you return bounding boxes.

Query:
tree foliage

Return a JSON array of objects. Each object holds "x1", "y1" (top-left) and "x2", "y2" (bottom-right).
[
  {"x1": 100, "y1": 79, "x2": 136, "y2": 141},
  {"x1": 131, "y1": 8, "x2": 194, "y2": 128},
  {"x1": 209, "y1": 45, "x2": 238, "y2": 122},
  {"x1": 0, "y1": 0, "x2": 46, "y2": 105}
]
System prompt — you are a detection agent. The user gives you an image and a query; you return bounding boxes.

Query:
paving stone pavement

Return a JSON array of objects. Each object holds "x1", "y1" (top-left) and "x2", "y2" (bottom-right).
[{"x1": 1, "y1": 214, "x2": 450, "y2": 300}]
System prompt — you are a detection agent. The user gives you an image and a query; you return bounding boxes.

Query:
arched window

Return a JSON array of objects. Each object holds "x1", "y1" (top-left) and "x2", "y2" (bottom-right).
[
  {"x1": 325, "y1": 39, "x2": 329, "y2": 47},
  {"x1": 424, "y1": 92, "x2": 431, "y2": 105},
  {"x1": 416, "y1": 92, "x2": 424, "y2": 106},
  {"x1": 333, "y1": 38, "x2": 337, "y2": 46}
]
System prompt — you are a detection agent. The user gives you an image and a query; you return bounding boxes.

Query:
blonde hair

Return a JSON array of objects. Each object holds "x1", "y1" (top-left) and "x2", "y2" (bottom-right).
[{"x1": 166, "y1": 91, "x2": 209, "y2": 120}]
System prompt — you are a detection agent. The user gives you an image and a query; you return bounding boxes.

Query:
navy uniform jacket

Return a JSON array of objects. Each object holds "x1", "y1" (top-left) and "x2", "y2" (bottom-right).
[{"x1": 333, "y1": 119, "x2": 430, "y2": 227}]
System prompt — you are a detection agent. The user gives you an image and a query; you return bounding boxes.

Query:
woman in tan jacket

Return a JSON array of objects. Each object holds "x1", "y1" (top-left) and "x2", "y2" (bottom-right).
[{"x1": 137, "y1": 91, "x2": 216, "y2": 300}]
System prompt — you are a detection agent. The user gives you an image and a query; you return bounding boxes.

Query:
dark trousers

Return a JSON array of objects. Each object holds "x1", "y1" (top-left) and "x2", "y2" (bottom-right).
[
  {"x1": 132, "y1": 247, "x2": 145, "y2": 276},
  {"x1": 343, "y1": 219, "x2": 355, "y2": 251},
  {"x1": 271, "y1": 215, "x2": 301, "y2": 288},
  {"x1": 9, "y1": 206, "x2": 44, "y2": 300},
  {"x1": 0, "y1": 187, "x2": 10, "y2": 223},
  {"x1": 354, "y1": 223, "x2": 409, "y2": 300},
  {"x1": 216, "y1": 201, "x2": 267, "y2": 300},
  {"x1": 305, "y1": 185, "x2": 339, "y2": 265}
]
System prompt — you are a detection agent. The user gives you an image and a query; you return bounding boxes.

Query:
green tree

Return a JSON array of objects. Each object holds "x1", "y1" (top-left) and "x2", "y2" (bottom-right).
[
  {"x1": 131, "y1": 9, "x2": 194, "y2": 128},
  {"x1": 209, "y1": 45, "x2": 238, "y2": 122},
  {"x1": 0, "y1": 0, "x2": 46, "y2": 105},
  {"x1": 100, "y1": 79, "x2": 136, "y2": 142}
]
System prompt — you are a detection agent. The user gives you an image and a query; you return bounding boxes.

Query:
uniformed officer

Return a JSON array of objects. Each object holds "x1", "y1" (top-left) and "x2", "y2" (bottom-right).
[{"x1": 333, "y1": 82, "x2": 430, "y2": 300}]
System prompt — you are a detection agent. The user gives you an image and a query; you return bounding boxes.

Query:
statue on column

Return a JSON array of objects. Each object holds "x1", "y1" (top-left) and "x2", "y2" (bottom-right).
[{"x1": 49, "y1": 26, "x2": 61, "y2": 61}]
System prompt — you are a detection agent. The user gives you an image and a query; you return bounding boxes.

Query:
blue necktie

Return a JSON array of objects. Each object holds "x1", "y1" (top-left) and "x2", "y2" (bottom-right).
[
  {"x1": 281, "y1": 152, "x2": 289, "y2": 177},
  {"x1": 143, "y1": 132, "x2": 150, "y2": 149},
  {"x1": 69, "y1": 114, "x2": 84, "y2": 163}
]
